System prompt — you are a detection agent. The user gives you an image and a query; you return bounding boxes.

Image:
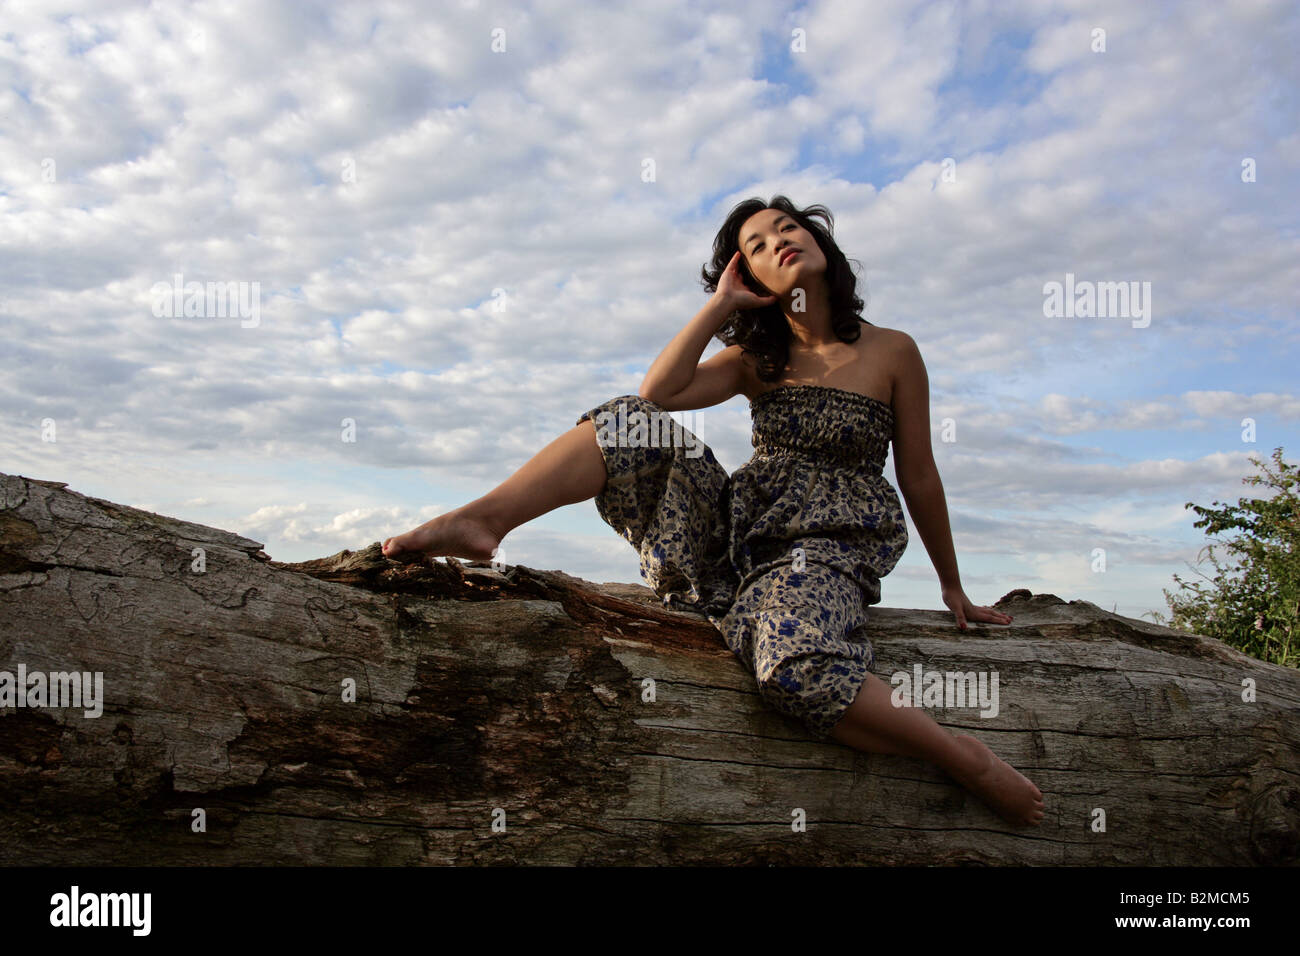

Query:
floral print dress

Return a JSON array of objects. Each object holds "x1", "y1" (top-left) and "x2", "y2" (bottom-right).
[{"x1": 576, "y1": 384, "x2": 909, "y2": 740}]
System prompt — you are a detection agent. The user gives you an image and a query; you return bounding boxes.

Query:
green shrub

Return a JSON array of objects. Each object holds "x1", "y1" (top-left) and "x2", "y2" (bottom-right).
[{"x1": 1150, "y1": 447, "x2": 1298, "y2": 669}]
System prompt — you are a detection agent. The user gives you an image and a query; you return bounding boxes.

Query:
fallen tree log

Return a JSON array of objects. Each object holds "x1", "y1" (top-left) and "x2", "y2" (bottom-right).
[{"x1": 0, "y1": 471, "x2": 1296, "y2": 865}]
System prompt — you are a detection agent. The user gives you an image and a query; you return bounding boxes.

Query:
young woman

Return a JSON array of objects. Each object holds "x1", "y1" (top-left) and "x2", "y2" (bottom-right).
[{"x1": 383, "y1": 196, "x2": 1045, "y2": 827}]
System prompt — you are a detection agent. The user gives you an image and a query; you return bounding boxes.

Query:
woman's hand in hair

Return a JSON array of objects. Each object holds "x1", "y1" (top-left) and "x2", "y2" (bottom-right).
[{"x1": 716, "y1": 250, "x2": 778, "y2": 312}]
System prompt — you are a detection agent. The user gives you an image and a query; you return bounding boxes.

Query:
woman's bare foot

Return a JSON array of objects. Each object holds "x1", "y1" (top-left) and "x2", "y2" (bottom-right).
[
  {"x1": 381, "y1": 509, "x2": 502, "y2": 562},
  {"x1": 947, "y1": 734, "x2": 1045, "y2": 827}
]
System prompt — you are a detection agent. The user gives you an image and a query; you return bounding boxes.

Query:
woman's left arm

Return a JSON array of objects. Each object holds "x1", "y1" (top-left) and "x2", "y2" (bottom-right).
[{"x1": 887, "y1": 331, "x2": 1012, "y2": 630}]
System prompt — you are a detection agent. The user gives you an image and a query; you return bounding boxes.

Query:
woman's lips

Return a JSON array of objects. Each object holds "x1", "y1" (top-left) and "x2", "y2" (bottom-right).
[{"x1": 781, "y1": 250, "x2": 800, "y2": 266}]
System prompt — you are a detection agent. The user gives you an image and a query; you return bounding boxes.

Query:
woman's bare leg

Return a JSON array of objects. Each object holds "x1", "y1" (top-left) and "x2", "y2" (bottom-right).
[
  {"x1": 382, "y1": 419, "x2": 607, "y2": 559},
  {"x1": 829, "y1": 671, "x2": 1045, "y2": 827}
]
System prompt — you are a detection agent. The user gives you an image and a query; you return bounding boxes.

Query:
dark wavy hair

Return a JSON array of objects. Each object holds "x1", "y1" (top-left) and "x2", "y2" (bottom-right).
[{"x1": 699, "y1": 195, "x2": 868, "y2": 383}]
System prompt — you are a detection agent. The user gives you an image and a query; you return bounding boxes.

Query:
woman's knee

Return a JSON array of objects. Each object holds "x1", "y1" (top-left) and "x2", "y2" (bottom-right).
[
  {"x1": 576, "y1": 394, "x2": 665, "y2": 432},
  {"x1": 578, "y1": 394, "x2": 719, "y2": 472}
]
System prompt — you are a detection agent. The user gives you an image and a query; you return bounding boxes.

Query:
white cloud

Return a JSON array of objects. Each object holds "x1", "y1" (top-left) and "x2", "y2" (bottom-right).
[{"x1": 1, "y1": 0, "x2": 1296, "y2": 625}]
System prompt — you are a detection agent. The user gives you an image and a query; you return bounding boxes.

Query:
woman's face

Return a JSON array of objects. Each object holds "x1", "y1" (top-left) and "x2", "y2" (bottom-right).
[{"x1": 739, "y1": 209, "x2": 826, "y2": 298}]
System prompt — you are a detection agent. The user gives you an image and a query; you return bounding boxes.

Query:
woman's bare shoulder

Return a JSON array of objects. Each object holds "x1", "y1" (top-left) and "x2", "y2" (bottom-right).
[
  {"x1": 861, "y1": 321, "x2": 910, "y2": 344},
  {"x1": 864, "y1": 324, "x2": 920, "y2": 362}
]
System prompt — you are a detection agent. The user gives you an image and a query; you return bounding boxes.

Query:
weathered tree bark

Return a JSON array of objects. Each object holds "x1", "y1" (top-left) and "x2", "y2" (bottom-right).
[{"x1": 0, "y1": 471, "x2": 1296, "y2": 865}]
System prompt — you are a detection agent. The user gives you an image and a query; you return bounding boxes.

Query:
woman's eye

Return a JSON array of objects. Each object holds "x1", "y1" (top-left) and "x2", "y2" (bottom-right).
[{"x1": 754, "y1": 225, "x2": 794, "y2": 253}]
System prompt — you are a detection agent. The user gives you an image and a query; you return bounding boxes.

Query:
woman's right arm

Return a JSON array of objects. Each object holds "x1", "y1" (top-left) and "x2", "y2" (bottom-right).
[
  {"x1": 638, "y1": 251, "x2": 776, "y2": 411},
  {"x1": 638, "y1": 293, "x2": 739, "y2": 410}
]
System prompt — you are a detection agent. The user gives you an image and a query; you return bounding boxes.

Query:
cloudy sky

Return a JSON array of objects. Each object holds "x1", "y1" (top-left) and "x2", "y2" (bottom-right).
[{"x1": 2, "y1": 0, "x2": 1296, "y2": 623}]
